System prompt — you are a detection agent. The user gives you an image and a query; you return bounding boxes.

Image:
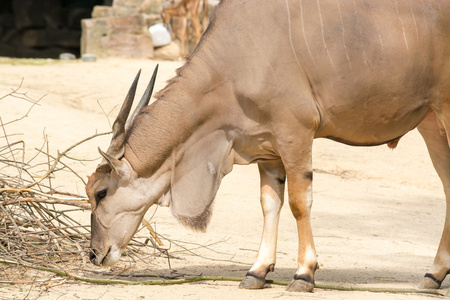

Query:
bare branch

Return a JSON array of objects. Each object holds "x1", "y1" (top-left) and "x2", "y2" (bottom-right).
[
  {"x1": 1, "y1": 197, "x2": 90, "y2": 210},
  {"x1": 25, "y1": 131, "x2": 111, "y2": 189}
]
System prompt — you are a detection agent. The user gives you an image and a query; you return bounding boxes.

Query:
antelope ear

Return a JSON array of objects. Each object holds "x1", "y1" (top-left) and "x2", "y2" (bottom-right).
[
  {"x1": 170, "y1": 131, "x2": 233, "y2": 232},
  {"x1": 98, "y1": 148, "x2": 129, "y2": 179}
]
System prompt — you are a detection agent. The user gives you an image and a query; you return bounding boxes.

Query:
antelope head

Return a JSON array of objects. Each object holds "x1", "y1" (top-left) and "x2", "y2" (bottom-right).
[
  {"x1": 86, "y1": 66, "x2": 160, "y2": 266},
  {"x1": 86, "y1": 64, "x2": 234, "y2": 266}
]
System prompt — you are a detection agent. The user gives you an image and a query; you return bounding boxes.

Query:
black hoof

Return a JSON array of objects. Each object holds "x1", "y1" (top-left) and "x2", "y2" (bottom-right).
[
  {"x1": 286, "y1": 274, "x2": 315, "y2": 293},
  {"x1": 418, "y1": 273, "x2": 441, "y2": 290},
  {"x1": 239, "y1": 274, "x2": 265, "y2": 289}
]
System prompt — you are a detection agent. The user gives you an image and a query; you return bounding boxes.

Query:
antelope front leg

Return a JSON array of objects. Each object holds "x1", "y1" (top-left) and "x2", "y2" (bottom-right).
[{"x1": 240, "y1": 161, "x2": 286, "y2": 289}]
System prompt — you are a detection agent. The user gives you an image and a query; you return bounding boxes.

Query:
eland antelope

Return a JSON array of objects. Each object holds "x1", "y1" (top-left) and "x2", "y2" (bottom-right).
[{"x1": 87, "y1": 0, "x2": 450, "y2": 292}]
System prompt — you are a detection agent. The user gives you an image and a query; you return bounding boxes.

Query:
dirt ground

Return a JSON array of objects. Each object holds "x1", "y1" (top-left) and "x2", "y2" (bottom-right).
[{"x1": 0, "y1": 57, "x2": 448, "y2": 299}]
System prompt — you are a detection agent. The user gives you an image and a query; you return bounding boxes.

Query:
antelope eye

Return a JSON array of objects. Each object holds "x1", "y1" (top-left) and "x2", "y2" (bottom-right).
[{"x1": 95, "y1": 189, "x2": 107, "y2": 202}]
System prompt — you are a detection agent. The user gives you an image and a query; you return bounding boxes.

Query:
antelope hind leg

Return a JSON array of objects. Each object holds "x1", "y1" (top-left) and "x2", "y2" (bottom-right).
[
  {"x1": 279, "y1": 134, "x2": 317, "y2": 292},
  {"x1": 417, "y1": 111, "x2": 450, "y2": 289}
]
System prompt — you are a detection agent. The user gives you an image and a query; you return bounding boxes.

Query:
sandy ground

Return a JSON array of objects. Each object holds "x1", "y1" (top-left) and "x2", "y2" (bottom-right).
[{"x1": 0, "y1": 57, "x2": 448, "y2": 299}]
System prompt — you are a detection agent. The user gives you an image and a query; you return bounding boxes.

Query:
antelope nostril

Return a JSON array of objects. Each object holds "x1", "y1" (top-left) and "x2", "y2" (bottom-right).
[{"x1": 89, "y1": 251, "x2": 97, "y2": 263}]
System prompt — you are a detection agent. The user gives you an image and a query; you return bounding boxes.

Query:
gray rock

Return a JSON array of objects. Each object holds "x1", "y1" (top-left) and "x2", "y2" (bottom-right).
[
  {"x1": 81, "y1": 53, "x2": 97, "y2": 62},
  {"x1": 59, "y1": 52, "x2": 76, "y2": 60}
]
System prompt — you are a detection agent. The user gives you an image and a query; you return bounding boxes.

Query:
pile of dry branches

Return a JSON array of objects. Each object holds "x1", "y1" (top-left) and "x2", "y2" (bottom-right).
[
  {"x1": 0, "y1": 81, "x2": 166, "y2": 285},
  {"x1": 0, "y1": 82, "x2": 93, "y2": 283}
]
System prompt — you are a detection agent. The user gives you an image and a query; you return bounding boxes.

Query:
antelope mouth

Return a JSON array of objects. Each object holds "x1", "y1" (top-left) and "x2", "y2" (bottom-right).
[
  {"x1": 90, "y1": 246, "x2": 120, "y2": 266},
  {"x1": 100, "y1": 246, "x2": 111, "y2": 265},
  {"x1": 89, "y1": 247, "x2": 107, "y2": 266}
]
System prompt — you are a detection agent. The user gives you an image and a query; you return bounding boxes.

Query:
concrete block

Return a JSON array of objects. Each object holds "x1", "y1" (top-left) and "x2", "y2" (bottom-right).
[{"x1": 81, "y1": 15, "x2": 154, "y2": 58}]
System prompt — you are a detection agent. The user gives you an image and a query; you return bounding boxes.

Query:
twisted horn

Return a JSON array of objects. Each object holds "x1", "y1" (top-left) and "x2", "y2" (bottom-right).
[
  {"x1": 96, "y1": 66, "x2": 159, "y2": 172},
  {"x1": 107, "y1": 69, "x2": 141, "y2": 156},
  {"x1": 96, "y1": 70, "x2": 141, "y2": 172},
  {"x1": 126, "y1": 64, "x2": 159, "y2": 129}
]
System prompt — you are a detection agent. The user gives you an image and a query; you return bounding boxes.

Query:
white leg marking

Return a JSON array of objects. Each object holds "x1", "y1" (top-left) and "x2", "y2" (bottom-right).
[
  {"x1": 249, "y1": 192, "x2": 281, "y2": 272},
  {"x1": 296, "y1": 245, "x2": 317, "y2": 275}
]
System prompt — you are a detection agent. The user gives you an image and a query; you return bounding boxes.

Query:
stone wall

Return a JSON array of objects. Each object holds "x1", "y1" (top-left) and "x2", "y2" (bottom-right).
[{"x1": 81, "y1": 0, "x2": 164, "y2": 59}]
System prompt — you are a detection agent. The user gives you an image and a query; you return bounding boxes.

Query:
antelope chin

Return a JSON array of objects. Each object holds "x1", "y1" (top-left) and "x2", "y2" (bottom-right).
[{"x1": 101, "y1": 245, "x2": 122, "y2": 266}]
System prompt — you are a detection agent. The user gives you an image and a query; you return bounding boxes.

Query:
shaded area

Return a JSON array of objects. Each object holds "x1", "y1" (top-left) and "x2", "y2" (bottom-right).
[{"x1": 0, "y1": 0, "x2": 109, "y2": 58}]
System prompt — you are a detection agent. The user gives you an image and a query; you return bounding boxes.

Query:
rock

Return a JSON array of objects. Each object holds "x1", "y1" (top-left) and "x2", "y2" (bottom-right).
[
  {"x1": 81, "y1": 53, "x2": 97, "y2": 62},
  {"x1": 59, "y1": 52, "x2": 76, "y2": 60},
  {"x1": 81, "y1": 15, "x2": 154, "y2": 59},
  {"x1": 153, "y1": 41, "x2": 180, "y2": 61}
]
